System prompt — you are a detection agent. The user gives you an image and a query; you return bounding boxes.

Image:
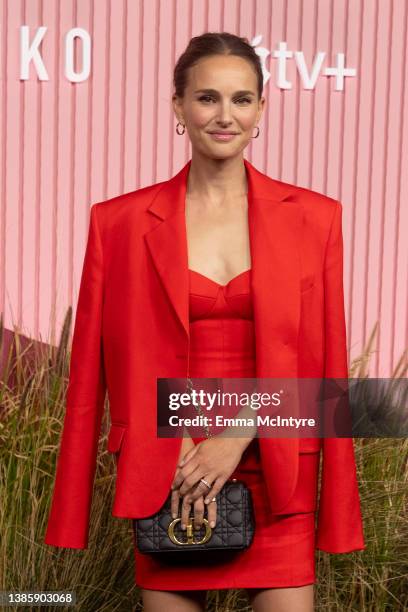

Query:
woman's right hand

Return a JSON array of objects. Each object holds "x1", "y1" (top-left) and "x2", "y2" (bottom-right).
[{"x1": 170, "y1": 435, "x2": 218, "y2": 533}]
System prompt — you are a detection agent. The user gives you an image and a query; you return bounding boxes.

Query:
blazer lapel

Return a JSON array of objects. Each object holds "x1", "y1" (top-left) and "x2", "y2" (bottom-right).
[
  {"x1": 144, "y1": 158, "x2": 304, "y2": 512},
  {"x1": 246, "y1": 161, "x2": 303, "y2": 512},
  {"x1": 143, "y1": 162, "x2": 191, "y2": 337}
]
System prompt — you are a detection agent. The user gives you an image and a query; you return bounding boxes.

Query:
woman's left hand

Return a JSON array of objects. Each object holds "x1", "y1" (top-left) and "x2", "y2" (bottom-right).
[{"x1": 170, "y1": 436, "x2": 248, "y2": 504}]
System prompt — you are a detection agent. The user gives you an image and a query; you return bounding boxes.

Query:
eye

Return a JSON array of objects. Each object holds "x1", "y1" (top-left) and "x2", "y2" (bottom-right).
[
  {"x1": 197, "y1": 95, "x2": 252, "y2": 104},
  {"x1": 198, "y1": 95, "x2": 215, "y2": 103}
]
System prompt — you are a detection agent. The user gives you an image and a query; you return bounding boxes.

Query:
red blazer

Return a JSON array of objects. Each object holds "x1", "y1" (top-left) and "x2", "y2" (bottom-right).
[{"x1": 44, "y1": 158, "x2": 365, "y2": 553}]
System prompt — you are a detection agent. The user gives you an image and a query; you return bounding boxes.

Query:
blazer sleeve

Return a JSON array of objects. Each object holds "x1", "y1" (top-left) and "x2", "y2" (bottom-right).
[
  {"x1": 44, "y1": 203, "x2": 107, "y2": 549},
  {"x1": 315, "y1": 200, "x2": 366, "y2": 553}
]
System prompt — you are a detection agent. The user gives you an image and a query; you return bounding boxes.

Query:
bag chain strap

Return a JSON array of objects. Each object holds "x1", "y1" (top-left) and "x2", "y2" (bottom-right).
[{"x1": 186, "y1": 334, "x2": 213, "y2": 439}]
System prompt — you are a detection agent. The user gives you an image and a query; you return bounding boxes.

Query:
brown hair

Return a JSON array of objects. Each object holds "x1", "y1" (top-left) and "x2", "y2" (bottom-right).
[{"x1": 173, "y1": 32, "x2": 263, "y2": 100}]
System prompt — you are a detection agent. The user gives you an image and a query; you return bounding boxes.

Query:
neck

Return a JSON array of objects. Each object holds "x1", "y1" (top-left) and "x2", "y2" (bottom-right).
[{"x1": 186, "y1": 154, "x2": 248, "y2": 204}]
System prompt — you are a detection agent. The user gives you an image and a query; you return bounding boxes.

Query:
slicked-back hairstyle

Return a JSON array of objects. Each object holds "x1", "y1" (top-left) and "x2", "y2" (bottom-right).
[{"x1": 173, "y1": 32, "x2": 263, "y2": 100}]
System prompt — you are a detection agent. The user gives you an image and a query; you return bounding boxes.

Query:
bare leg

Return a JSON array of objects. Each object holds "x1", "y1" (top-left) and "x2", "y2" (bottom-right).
[
  {"x1": 246, "y1": 584, "x2": 314, "y2": 612},
  {"x1": 140, "y1": 588, "x2": 207, "y2": 612}
]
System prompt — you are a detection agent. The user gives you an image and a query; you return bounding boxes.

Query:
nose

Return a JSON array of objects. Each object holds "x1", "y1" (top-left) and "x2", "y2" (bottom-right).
[{"x1": 216, "y1": 101, "x2": 234, "y2": 124}]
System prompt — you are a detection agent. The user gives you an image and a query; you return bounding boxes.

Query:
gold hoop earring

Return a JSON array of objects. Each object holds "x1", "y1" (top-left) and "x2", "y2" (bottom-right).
[
  {"x1": 252, "y1": 126, "x2": 260, "y2": 139},
  {"x1": 176, "y1": 121, "x2": 186, "y2": 135}
]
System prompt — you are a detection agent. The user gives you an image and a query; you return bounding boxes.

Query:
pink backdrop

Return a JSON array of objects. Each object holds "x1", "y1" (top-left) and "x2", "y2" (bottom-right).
[{"x1": 0, "y1": 0, "x2": 407, "y2": 377}]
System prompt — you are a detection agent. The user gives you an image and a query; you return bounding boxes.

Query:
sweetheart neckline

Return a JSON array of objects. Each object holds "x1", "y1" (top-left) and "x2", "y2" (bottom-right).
[{"x1": 188, "y1": 268, "x2": 251, "y2": 288}]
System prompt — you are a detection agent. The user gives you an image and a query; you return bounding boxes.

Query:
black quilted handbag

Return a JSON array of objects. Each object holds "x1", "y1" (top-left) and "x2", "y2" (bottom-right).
[{"x1": 133, "y1": 477, "x2": 255, "y2": 554}]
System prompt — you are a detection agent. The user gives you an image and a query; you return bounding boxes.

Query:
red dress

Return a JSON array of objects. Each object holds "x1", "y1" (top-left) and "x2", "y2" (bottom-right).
[{"x1": 134, "y1": 268, "x2": 319, "y2": 590}]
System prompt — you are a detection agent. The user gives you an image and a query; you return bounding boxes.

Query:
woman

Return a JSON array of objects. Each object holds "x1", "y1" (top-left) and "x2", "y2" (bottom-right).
[{"x1": 44, "y1": 32, "x2": 365, "y2": 611}]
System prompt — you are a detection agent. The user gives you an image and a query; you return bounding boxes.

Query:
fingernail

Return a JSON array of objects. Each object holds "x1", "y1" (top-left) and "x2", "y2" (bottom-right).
[
  {"x1": 181, "y1": 523, "x2": 186, "y2": 530},
  {"x1": 205, "y1": 498, "x2": 210, "y2": 504},
  {"x1": 172, "y1": 513, "x2": 177, "y2": 519},
  {"x1": 210, "y1": 521, "x2": 215, "y2": 528}
]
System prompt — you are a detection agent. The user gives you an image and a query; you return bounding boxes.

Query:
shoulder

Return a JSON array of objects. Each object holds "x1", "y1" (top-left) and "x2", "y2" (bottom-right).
[
  {"x1": 274, "y1": 175, "x2": 339, "y2": 212},
  {"x1": 267, "y1": 175, "x2": 341, "y2": 231},
  {"x1": 88, "y1": 179, "x2": 168, "y2": 238},
  {"x1": 91, "y1": 181, "x2": 163, "y2": 218}
]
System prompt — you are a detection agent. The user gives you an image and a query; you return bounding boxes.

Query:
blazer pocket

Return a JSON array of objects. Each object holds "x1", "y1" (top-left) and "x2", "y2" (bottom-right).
[
  {"x1": 300, "y1": 274, "x2": 315, "y2": 293},
  {"x1": 107, "y1": 423, "x2": 126, "y2": 453}
]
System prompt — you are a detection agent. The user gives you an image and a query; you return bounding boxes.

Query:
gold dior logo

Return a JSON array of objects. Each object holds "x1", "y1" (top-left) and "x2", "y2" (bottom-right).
[{"x1": 168, "y1": 517, "x2": 212, "y2": 545}]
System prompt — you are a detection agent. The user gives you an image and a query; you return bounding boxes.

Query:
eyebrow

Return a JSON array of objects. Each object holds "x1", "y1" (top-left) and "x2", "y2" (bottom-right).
[{"x1": 194, "y1": 88, "x2": 255, "y2": 96}]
